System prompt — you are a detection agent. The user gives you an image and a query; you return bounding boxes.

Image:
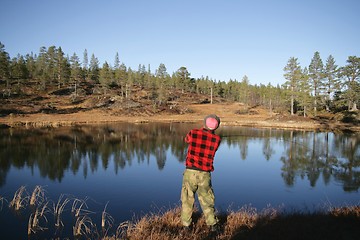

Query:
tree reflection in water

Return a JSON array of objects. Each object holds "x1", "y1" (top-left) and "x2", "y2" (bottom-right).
[{"x1": 0, "y1": 123, "x2": 359, "y2": 192}]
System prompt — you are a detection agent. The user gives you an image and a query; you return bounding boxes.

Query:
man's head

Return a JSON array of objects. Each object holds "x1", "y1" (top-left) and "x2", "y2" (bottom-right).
[{"x1": 204, "y1": 114, "x2": 220, "y2": 131}]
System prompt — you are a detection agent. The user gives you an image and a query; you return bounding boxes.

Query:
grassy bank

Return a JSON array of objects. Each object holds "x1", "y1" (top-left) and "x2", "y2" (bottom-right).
[
  {"x1": 1, "y1": 186, "x2": 359, "y2": 239},
  {"x1": 116, "y1": 205, "x2": 360, "y2": 240}
]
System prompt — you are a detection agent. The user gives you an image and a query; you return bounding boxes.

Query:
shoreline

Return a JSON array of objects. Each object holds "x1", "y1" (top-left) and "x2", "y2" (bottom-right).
[
  {"x1": 2, "y1": 185, "x2": 360, "y2": 239},
  {"x1": 1, "y1": 109, "x2": 359, "y2": 132}
]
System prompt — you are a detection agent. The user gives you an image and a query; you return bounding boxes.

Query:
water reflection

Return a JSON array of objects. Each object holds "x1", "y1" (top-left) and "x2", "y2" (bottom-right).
[
  {"x1": 220, "y1": 127, "x2": 360, "y2": 192},
  {"x1": 0, "y1": 124, "x2": 359, "y2": 192},
  {"x1": 0, "y1": 123, "x2": 190, "y2": 184}
]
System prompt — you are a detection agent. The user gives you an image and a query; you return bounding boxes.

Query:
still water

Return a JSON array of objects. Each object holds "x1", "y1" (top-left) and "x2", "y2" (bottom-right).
[{"x1": 0, "y1": 123, "x2": 359, "y2": 238}]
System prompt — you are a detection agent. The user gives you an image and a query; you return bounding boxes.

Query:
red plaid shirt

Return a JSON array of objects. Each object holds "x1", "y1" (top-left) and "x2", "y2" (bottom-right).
[{"x1": 185, "y1": 128, "x2": 221, "y2": 172}]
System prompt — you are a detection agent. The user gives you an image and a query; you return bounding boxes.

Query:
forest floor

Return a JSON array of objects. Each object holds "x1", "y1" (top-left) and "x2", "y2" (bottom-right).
[
  {"x1": 0, "y1": 83, "x2": 359, "y2": 132},
  {"x1": 1, "y1": 102, "x2": 359, "y2": 132}
]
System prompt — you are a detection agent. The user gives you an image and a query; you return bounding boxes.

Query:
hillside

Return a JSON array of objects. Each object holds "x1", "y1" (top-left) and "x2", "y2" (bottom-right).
[{"x1": 0, "y1": 81, "x2": 359, "y2": 132}]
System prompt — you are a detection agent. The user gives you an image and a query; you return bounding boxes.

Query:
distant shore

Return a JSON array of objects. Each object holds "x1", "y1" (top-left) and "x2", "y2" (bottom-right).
[{"x1": 1, "y1": 108, "x2": 359, "y2": 132}]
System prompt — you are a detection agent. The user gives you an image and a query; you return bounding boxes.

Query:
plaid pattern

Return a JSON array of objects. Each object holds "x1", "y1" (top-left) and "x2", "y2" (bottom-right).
[{"x1": 185, "y1": 128, "x2": 221, "y2": 172}]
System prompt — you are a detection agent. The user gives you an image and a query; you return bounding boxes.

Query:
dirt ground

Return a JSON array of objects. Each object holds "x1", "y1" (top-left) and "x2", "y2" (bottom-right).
[
  {"x1": 1, "y1": 102, "x2": 358, "y2": 132},
  {"x1": 1, "y1": 81, "x2": 359, "y2": 131}
]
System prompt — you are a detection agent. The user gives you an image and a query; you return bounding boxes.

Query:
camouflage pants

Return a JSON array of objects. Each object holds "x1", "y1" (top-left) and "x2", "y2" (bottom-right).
[{"x1": 181, "y1": 169, "x2": 218, "y2": 226}]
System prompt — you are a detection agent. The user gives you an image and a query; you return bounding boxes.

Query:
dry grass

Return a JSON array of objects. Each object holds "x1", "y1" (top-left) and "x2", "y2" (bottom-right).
[
  {"x1": 28, "y1": 203, "x2": 49, "y2": 235},
  {"x1": 30, "y1": 185, "x2": 46, "y2": 206},
  {"x1": 0, "y1": 195, "x2": 7, "y2": 211},
  {"x1": 102, "y1": 202, "x2": 115, "y2": 236},
  {"x1": 2, "y1": 187, "x2": 360, "y2": 239},
  {"x1": 114, "y1": 206, "x2": 276, "y2": 240},
  {"x1": 71, "y1": 196, "x2": 93, "y2": 217},
  {"x1": 114, "y1": 205, "x2": 360, "y2": 240},
  {"x1": 73, "y1": 214, "x2": 95, "y2": 237},
  {"x1": 9, "y1": 185, "x2": 29, "y2": 210},
  {"x1": 53, "y1": 194, "x2": 71, "y2": 227}
]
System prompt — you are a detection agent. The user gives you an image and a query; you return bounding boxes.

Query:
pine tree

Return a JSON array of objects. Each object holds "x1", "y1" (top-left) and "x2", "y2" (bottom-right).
[
  {"x1": 47, "y1": 46, "x2": 57, "y2": 85},
  {"x1": 99, "y1": 61, "x2": 113, "y2": 93},
  {"x1": 309, "y1": 51, "x2": 324, "y2": 115},
  {"x1": 36, "y1": 46, "x2": 49, "y2": 89},
  {"x1": 323, "y1": 55, "x2": 340, "y2": 111},
  {"x1": 284, "y1": 57, "x2": 301, "y2": 115},
  {"x1": 83, "y1": 49, "x2": 89, "y2": 80},
  {"x1": 297, "y1": 67, "x2": 312, "y2": 117},
  {"x1": 137, "y1": 64, "x2": 146, "y2": 87},
  {"x1": 56, "y1": 47, "x2": 70, "y2": 88},
  {"x1": 126, "y1": 68, "x2": 134, "y2": 99},
  {"x1": 114, "y1": 52, "x2": 120, "y2": 69},
  {"x1": 70, "y1": 53, "x2": 82, "y2": 97},
  {"x1": 114, "y1": 61, "x2": 127, "y2": 98},
  {"x1": 10, "y1": 54, "x2": 28, "y2": 84},
  {"x1": 340, "y1": 56, "x2": 360, "y2": 111},
  {"x1": 239, "y1": 75, "x2": 250, "y2": 105},
  {"x1": 89, "y1": 54, "x2": 100, "y2": 82},
  {"x1": 227, "y1": 79, "x2": 240, "y2": 101},
  {"x1": 0, "y1": 42, "x2": 10, "y2": 90},
  {"x1": 155, "y1": 63, "x2": 169, "y2": 104},
  {"x1": 113, "y1": 52, "x2": 125, "y2": 95},
  {"x1": 175, "y1": 66, "x2": 190, "y2": 93},
  {"x1": 25, "y1": 52, "x2": 36, "y2": 80}
]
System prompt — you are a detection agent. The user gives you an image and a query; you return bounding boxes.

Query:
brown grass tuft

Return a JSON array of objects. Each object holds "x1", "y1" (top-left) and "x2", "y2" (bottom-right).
[
  {"x1": 30, "y1": 185, "x2": 46, "y2": 206},
  {"x1": 101, "y1": 202, "x2": 114, "y2": 231},
  {"x1": 108, "y1": 205, "x2": 360, "y2": 240},
  {"x1": 2, "y1": 188, "x2": 360, "y2": 239},
  {"x1": 73, "y1": 214, "x2": 94, "y2": 237},
  {"x1": 330, "y1": 205, "x2": 360, "y2": 217},
  {"x1": 71, "y1": 196, "x2": 93, "y2": 217},
  {"x1": 0, "y1": 195, "x2": 7, "y2": 211},
  {"x1": 27, "y1": 203, "x2": 49, "y2": 235},
  {"x1": 53, "y1": 194, "x2": 70, "y2": 227},
  {"x1": 9, "y1": 186, "x2": 29, "y2": 210}
]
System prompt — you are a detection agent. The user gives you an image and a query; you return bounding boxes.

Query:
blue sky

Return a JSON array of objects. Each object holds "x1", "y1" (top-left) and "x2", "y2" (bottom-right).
[{"x1": 1, "y1": 0, "x2": 359, "y2": 86}]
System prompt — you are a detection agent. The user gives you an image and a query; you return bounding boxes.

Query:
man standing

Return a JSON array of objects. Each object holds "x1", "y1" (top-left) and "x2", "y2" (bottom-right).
[{"x1": 181, "y1": 114, "x2": 221, "y2": 232}]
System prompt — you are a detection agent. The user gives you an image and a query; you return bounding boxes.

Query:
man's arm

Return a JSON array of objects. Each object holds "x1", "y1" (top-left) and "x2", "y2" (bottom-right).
[{"x1": 184, "y1": 130, "x2": 192, "y2": 143}]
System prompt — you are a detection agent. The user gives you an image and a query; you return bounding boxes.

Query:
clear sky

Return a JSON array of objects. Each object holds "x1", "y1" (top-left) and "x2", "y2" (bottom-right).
[{"x1": 1, "y1": 0, "x2": 359, "y2": 86}]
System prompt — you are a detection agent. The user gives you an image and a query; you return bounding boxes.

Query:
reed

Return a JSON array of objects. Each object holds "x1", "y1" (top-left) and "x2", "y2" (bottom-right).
[
  {"x1": 27, "y1": 203, "x2": 49, "y2": 235},
  {"x1": 101, "y1": 202, "x2": 115, "y2": 236},
  {"x1": 30, "y1": 185, "x2": 46, "y2": 206},
  {"x1": 2, "y1": 187, "x2": 360, "y2": 239},
  {"x1": 115, "y1": 221, "x2": 130, "y2": 239},
  {"x1": 73, "y1": 215, "x2": 94, "y2": 237},
  {"x1": 0, "y1": 195, "x2": 7, "y2": 211},
  {"x1": 71, "y1": 197, "x2": 92, "y2": 217},
  {"x1": 9, "y1": 186, "x2": 29, "y2": 210},
  {"x1": 53, "y1": 194, "x2": 70, "y2": 227}
]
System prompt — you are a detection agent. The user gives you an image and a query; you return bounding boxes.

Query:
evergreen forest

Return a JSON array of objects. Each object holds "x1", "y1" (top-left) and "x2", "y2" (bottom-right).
[{"x1": 0, "y1": 42, "x2": 359, "y2": 117}]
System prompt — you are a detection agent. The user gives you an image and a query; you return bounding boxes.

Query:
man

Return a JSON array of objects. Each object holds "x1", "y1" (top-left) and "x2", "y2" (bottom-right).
[{"x1": 180, "y1": 114, "x2": 221, "y2": 233}]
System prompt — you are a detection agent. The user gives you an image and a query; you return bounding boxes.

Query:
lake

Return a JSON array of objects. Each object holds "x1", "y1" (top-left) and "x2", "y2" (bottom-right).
[{"x1": 0, "y1": 123, "x2": 359, "y2": 239}]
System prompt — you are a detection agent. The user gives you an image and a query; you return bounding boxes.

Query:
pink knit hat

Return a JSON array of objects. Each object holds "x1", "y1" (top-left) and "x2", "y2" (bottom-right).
[{"x1": 204, "y1": 114, "x2": 220, "y2": 130}]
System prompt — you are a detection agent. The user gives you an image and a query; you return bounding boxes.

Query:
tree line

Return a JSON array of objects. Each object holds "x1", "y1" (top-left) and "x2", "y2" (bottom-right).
[
  {"x1": 284, "y1": 52, "x2": 360, "y2": 116},
  {"x1": 0, "y1": 42, "x2": 359, "y2": 115}
]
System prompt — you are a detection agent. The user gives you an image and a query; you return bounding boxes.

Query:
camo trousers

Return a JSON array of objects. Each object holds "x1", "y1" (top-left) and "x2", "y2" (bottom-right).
[{"x1": 181, "y1": 169, "x2": 218, "y2": 226}]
